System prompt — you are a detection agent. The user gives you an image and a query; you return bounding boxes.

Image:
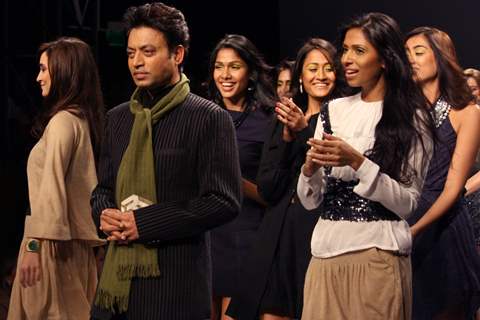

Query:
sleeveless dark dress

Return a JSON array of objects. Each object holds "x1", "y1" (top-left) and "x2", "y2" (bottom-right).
[
  {"x1": 211, "y1": 106, "x2": 270, "y2": 297},
  {"x1": 226, "y1": 114, "x2": 320, "y2": 319},
  {"x1": 466, "y1": 191, "x2": 480, "y2": 248},
  {"x1": 408, "y1": 115, "x2": 480, "y2": 319}
]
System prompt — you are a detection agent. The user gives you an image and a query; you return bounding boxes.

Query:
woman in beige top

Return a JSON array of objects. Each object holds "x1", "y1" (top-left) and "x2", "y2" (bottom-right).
[{"x1": 8, "y1": 37, "x2": 105, "y2": 320}]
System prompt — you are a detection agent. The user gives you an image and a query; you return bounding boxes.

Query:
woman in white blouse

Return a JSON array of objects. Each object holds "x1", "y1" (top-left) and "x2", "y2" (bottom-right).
[{"x1": 297, "y1": 13, "x2": 434, "y2": 320}]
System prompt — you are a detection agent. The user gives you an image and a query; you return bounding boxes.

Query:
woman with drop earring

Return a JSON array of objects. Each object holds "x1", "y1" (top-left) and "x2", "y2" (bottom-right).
[
  {"x1": 226, "y1": 38, "x2": 348, "y2": 320},
  {"x1": 205, "y1": 34, "x2": 275, "y2": 320}
]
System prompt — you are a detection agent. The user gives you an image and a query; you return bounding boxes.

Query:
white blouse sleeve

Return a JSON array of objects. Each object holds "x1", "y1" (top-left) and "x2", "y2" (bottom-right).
[
  {"x1": 296, "y1": 115, "x2": 328, "y2": 210},
  {"x1": 353, "y1": 131, "x2": 433, "y2": 220},
  {"x1": 297, "y1": 167, "x2": 327, "y2": 210}
]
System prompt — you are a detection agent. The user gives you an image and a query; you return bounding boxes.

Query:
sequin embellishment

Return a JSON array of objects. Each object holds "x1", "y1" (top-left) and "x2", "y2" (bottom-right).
[
  {"x1": 319, "y1": 102, "x2": 400, "y2": 222},
  {"x1": 431, "y1": 97, "x2": 451, "y2": 128}
]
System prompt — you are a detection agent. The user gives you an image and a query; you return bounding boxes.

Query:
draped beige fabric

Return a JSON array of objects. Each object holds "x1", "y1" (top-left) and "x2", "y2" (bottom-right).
[
  {"x1": 8, "y1": 239, "x2": 97, "y2": 320},
  {"x1": 8, "y1": 111, "x2": 104, "y2": 319},
  {"x1": 302, "y1": 248, "x2": 412, "y2": 320}
]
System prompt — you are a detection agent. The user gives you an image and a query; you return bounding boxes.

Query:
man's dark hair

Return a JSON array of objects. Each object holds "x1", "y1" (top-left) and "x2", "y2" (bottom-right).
[{"x1": 123, "y1": 2, "x2": 190, "y2": 56}]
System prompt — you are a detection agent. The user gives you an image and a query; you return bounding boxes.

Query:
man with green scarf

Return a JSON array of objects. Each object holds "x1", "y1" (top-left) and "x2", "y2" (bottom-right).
[{"x1": 90, "y1": 3, "x2": 241, "y2": 319}]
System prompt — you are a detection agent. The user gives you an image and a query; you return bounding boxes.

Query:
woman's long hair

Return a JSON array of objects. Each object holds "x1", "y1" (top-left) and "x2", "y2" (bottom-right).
[
  {"x1": 291, "y1": 38, "x2": 349, "y2": 112},
  {"x1": 340, "y1": 13, "x2": 434, "y2": 184},
  {"x1": 406, "y1": 27, "x2": 474, "y2": 109},
  {"x1": 205, "y1": 34, "x2": 275, "y2": 111},
  {"x1": 33, "y1": 37, "x2": 104, "y2": 160}
]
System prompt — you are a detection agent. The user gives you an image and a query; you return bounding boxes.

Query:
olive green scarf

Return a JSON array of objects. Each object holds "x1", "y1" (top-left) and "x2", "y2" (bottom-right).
[{"x1": 94, "y1": 74, "x2": 190, "y2": 313}]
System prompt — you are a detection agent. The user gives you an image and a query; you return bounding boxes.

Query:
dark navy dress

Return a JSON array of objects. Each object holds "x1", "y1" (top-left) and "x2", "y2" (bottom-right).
[
  {"x1": 211, "y1": 106, "x2": 270, "y2": 297},
  {"x1": 226, "y1": 114, "x2": 320, "y2": 319},
  {"x1": 408, "y1": 112, "x2": 480, "y2": 319},
  {"x1": 466, "y1": 187, "x2": 480, "y2": 248}
]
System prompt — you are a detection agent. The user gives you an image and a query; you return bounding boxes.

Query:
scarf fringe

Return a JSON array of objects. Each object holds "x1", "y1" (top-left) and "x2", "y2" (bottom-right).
[
  {"x1": 95, "y1": 288, "x2": 129, "y2": 314},
  {"x1": 117, "y1": 263, "x2": 161, "y2": 280}
]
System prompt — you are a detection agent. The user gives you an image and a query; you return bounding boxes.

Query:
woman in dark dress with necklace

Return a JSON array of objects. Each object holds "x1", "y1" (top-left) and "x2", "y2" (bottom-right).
[
  {"x1": 227, "y1": 38, "x2": 347, "y2": 320},
  {"x1": 205, "y1": 34, "x2": 275, "y2": 320},
  {"x1": 405, "y1": 27, "x2": 480, "y2": 320}
]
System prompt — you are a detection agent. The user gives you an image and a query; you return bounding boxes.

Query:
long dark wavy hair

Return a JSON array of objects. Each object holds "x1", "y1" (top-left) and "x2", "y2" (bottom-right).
[
  {"x1": 340, "y1": 13, "x2": 434, "y2": 184},
  {"x1": 33, "y1": 37, "x2": 104, "y2": 160},
  {"x1": 406, "y1": 27, "x2": 474, "y2": 109},
  {"x1": 291, "y1": 38, "x2": 349, "y2": 112},
  {"x1": 205, "y1": 34, "x2": 275, "y2": 111}
]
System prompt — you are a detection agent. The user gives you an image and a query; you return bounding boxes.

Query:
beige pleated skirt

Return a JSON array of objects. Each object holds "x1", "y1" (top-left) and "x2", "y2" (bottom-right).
[
  {"x1": 302, "y1": 248, "x2": 411, "y2": 320},
  {"x1": 8, "y1": 239, "x2": 98, "y2": 320}
]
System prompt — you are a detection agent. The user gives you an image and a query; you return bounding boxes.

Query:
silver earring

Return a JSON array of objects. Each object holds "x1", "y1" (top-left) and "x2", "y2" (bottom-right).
[{"x1": 299, "y1": 80, "x2": 303, "y2": 94}]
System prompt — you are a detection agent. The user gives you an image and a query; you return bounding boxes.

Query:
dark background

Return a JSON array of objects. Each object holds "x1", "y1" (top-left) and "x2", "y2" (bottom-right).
[{"x1": 1, "y1": 0, "x2": 478, "y2": 261}]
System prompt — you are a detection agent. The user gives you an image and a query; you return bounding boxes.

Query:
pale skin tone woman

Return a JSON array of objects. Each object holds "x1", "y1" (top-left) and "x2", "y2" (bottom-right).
[
  {"x1": 405, "y1": 34, "x2": 480, "y2": 238},
  {"x1": 18, "y1": 51, "x2": 53, "y2": 288},
  {"x1": 303, "y1": 27, "x2": 385, "y2": 179},
  {"x1": 212, "y1": 47, "x2": 267, "y2": 320},
  {"x1": 275, "y1": 49, "x2": 336, "y2": 145}
]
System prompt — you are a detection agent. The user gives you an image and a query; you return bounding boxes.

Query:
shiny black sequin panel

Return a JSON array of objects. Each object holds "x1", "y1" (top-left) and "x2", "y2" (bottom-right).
[
  {"x1": 320, "y1": 175, "x2": 401, "y2": 222},
  {"x1": 318, "y1": 102, "x2": 400, "y2": 222}
]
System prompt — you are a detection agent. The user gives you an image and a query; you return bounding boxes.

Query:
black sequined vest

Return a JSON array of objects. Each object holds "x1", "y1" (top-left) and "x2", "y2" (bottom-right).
[{"x1": 318, "y1": 104, "x2": 400, "y2": 222}]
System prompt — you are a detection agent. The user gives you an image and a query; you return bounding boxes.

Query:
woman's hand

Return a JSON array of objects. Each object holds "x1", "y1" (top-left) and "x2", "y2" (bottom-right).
[
  {"x1": 303, "y1": 143, "x2": 322, "y2": 177},
  {"x1": 242, "y1": 178, "x2": 268, "y2": 207},
  {"x1": 275, "y1": 98, "x2": 309, "y2": 142},
  {"x1": 281, "y1": 125, "x2": 295, "y2": 142},
  {"x1": 306, "y1": 133, "x2": 365, "y2": 170},
  {"x1": 19, "y1": 251, "x2": 41, "y2": 288}
]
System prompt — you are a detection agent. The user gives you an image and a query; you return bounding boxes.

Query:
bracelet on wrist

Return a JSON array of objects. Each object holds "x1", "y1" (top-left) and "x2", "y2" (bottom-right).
[{"x1": 25, "y1": 238, "x2": 41, "y2": 253}]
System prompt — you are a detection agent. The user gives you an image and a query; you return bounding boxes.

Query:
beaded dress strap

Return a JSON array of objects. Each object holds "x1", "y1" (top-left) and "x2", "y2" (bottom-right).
[{"x1": 431, "y1": 97, "x2": 451, "y2": 128}]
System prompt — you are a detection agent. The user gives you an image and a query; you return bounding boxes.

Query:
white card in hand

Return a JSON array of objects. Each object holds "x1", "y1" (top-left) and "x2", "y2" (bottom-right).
[{"x1": 120, "y1": 194, "x2": 153, "y2": 212}]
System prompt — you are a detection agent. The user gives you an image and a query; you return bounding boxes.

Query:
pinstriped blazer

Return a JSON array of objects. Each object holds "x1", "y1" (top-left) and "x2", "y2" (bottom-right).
[{"x1": 90, "y1": 93, "x2": 242, "y2": 320}]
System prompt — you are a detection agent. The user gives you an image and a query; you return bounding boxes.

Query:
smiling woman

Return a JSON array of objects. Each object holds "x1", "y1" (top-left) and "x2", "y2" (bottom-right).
[
  {"x1": 205, "y1": 34, "x2": 275, "y2": 320},
  {"x1": 226, "y1": 37, "x2": 348, "y2": 320},
  {"x1": 213, "y1": 47, "x2": 250, "y2": 110}
]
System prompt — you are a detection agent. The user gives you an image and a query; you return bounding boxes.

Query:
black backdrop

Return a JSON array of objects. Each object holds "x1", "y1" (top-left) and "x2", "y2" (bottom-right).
[
  {"x1": 279, "y1": 0, "x2": 479, "y2": 67},
  {"x1": 1, "y1": 0, "x2": 478, "y2": 261}
]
